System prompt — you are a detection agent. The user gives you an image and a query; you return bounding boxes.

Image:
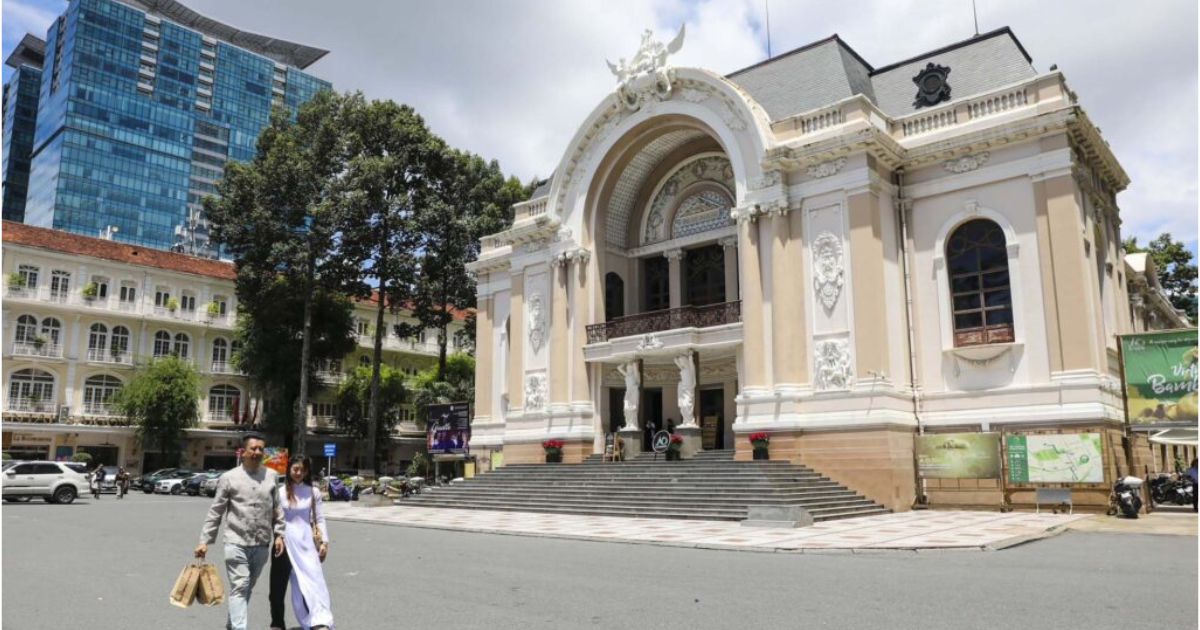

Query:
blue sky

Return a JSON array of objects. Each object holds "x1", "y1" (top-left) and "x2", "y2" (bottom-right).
[{"x1": 4, "y1": 0, "x2": 1196, "y2": 256}]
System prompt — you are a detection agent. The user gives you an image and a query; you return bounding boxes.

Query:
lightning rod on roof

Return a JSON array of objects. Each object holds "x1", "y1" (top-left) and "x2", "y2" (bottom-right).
[
  {"x1": 764, "y1": 0, "x2": 772, "y2": 59},
  {"x1": 972, "y1": 0, "x2": 980, "y2": 36}
]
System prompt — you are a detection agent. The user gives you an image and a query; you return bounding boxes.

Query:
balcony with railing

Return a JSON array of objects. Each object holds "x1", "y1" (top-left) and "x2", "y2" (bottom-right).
[
  {"x1": 210, "y1": 361, "x2": 239, "y2": 375},
  {"x1": 12, "y1": 341, "x2": 63, "y2": 358},
  {"x1": 586, "y1": 301, "x2": 742, "y2": 344},
  {"x1": 86, "y1": 348, "x2": 134, "y2": 365},
  {"x1": 6, "y1": 397, "x2": 58, "y2": 414},
  {"x1": 82, "y1": 402, "x2": 117, "y2": 417},
  {"x1": 315, "y1": 370, "x2": 344, "y2": 383}
]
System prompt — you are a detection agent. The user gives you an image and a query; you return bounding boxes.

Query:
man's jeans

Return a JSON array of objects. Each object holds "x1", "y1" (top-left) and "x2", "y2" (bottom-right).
[{"x1": 224, "y1": 544, "x2": 269, "y2": 630}]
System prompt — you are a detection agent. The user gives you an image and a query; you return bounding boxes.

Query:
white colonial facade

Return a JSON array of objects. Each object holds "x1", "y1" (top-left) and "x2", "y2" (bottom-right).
[
  {"x1": 1, "y1": 221, "x2": 465, "y2": 474},
  {"x1": 468, "y1": 28, "x2": 1191, "y2": 509}
]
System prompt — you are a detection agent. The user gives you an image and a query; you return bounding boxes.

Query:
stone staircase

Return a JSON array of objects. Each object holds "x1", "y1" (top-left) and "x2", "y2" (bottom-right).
[{"x1": 404, "y1": 450, "x2": 888, "y2": 522}]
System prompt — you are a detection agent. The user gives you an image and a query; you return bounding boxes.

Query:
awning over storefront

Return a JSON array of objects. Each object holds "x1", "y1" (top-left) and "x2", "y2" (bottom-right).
[{"x1": 1149, "y1": 428, "x2": 1199, "y2": 447}]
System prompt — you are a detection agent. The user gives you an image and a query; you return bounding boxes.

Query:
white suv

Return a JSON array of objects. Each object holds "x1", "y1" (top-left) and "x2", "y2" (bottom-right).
[{"x1": 2, "y1": 461, "x2": 89, "y2": 504}]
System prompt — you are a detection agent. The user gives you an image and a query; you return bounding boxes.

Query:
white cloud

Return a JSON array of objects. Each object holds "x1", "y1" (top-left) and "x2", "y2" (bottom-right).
[{"x1": 3, "y1": 0, "x2": 1195, "y2": 252}]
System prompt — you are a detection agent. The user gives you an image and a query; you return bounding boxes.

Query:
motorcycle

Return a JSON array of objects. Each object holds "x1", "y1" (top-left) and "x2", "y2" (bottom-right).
[
  {"x1": 1107, "y1": 475, "x2": 1144, "y2": 518},
  {"x1": 1149, "y1": 473, "x2": 1195, "y2": 506}
]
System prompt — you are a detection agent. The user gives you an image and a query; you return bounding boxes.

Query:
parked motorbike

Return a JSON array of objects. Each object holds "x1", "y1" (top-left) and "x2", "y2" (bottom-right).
[
  {"x1": 1149, "y1": 473, "x2": 1195, "y2": 506},
  {"x1": 1107, "y1": 475, "x2": 1144, "y2": 518}
]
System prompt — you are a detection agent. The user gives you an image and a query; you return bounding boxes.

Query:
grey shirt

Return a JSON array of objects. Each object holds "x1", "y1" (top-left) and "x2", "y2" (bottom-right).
[{"x1": 199, "y1": 465, "x2": 284, "y2": 547}]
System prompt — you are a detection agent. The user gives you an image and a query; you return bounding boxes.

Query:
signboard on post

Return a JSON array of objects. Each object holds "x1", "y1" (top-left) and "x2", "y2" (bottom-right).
[
  {"x1": 915, "y1": 433, "x2": 1001, "y2": 479},
  {"x1": 652, "y1": 431, "x2": 671, "y2": 454},
  {"x1": 427, "y1": 402, "x2": 471, "y2": 455},
  {"x1": 1120, "y1": 331, "x2": 1198, "y2": 428},
  {"x1": 1006, "y1": 434, "x2": 1103, "y2": 483}
]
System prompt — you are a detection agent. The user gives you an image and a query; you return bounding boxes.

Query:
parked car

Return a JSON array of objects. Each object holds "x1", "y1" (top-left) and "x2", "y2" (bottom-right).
[
  {"x1": 155, "y1": 471, "x2": 199, "y2": 495},
  {"x1": 139, "y1": 468, "x2": 181, "y2": 493},
  {"x1": 201, "y1": 474, "x2": 222, "y2": 498},
  {"x1": 2, "y1": 461, "x2": 89, "y2": 504},
  {"x1": 2, "y1": 460, "x2": 24, "y2": 472},
  {"x1": 183, "y1": 471, "x2": 223, "y2": 496}
]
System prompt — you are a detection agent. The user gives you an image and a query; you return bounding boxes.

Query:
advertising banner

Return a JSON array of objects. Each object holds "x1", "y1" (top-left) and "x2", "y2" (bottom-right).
[
  {"x1": 1006, "y1": 434, "x2": 1103, "y2": 483},
  {"x1": 915, "y1": 433, "x2": 1001, "y2": 479},
  {"x1": 262, "y1": 447, "x2": 289, "y2": 475},
  {"x1": 1120, "y1": 331, "x2": 1198, "y2": 427},
  {"x1": 427, "y1": 402, "x2": 471, "y2": 454}
]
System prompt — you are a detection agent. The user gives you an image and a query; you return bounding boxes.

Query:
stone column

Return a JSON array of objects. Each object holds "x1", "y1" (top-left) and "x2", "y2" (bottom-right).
[
  {"x1": 734, "y1": 208, "x2": 767, "y2": 390},
  {"x1": 550, "y1": 257, "x2": 570, "y2": 404},
  {"x1": 769, "y1": 209, "x2": 804, "y2": 387},
  {"x1": 570, "y1": 252, "x2": 592, "y2": 402},
  {"x1": 474, "y1": 291, "x2": 494, "y2": 421},
  {"x1": 720, "y1": 236, "x2": 739, "y2": 302},
  {"x1": 506, "y1": 271, "x2": 525, "y2": 410},
  {"x1": 665, "y1": 248, "x2": 685, "y2": 309},
  {"x1": 847, "y1": 189, "x2": 891, "y2": 380}
]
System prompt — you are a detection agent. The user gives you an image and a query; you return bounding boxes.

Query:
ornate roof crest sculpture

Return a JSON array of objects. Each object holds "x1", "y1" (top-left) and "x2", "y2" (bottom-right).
[{"x1": 607, "y1": 25, "x2": 686, "y2": 111}]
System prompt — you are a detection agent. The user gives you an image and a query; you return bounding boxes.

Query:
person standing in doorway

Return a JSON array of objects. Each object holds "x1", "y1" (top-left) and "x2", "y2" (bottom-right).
[
  {"x1": 272, "y1": 454, "x2": 333, "y2": 630},
  {"x1": 91, "y1": 463, "x2": 105, "y2": 499},
  {"x1": 194, "y1": 434, "x2": 284, "y2": 630}
]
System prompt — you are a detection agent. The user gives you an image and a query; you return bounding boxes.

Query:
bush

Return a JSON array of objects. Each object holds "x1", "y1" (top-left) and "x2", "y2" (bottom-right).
[
  {"x1": 70, "y1": 452, "x2": 93, "y2": 464},
  {"x1": 81, "y1": 282, "x2": 99, "y2": 299},
  {"x1": 1, "y1": 452, "x2": 11, "y2": 460},
  {"x1": 407, "y1": 452, "x2": 429, "y2": 477},
  {"x1": 6, "y1": 272, "x2": 24, "y2": 288}
]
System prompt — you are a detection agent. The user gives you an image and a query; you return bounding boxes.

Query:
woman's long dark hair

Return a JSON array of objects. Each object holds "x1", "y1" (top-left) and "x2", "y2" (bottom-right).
[{"x1": 285, "y1": 454, "x2": 314, "y2": 506}]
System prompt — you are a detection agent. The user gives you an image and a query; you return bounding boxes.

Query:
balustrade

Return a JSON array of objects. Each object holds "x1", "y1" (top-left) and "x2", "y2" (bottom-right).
[{"x1": 586, "y1": 300, "x2": 741, "y2": 343}]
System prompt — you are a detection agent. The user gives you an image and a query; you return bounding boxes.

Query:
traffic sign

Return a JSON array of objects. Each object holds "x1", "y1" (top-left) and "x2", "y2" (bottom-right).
[{"x1": 323, "y1": 443, "x2": 336, "y2": 457}]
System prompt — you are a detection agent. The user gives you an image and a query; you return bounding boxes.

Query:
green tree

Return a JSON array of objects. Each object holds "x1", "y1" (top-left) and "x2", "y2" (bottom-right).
[
  {"x1": 337, "y1": 96, "x2": 442, "y2": 471},
  {"x1": 334, "y1": 365, "x2": 408, "y2": 463},
  {"x1": 413, "y1": 151, "x2": 529, "y2": 375},
  {"x1": 1123, "y1": 233, "x2": 1198, "y2": 321},
  {"x1": 232, "y1": 275, "x2": 356, "y2": 445},
  {"x1": 409, "y1": 352, "x2": 476, "y2": 425},
  {"x1": 113, "y1": 356, "x2": 201, "y2": 462},
  {"x1": 205, "y1": 90, "x2": 360, "y2": 456}
]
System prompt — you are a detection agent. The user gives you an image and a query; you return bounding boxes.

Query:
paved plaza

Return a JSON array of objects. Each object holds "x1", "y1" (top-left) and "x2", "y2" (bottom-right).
[
  {"x1": 3, "y1": 493, "x2": 1195, "y2": 630},
  {"x1": 325, "y1": 502, "x2": 1088, "y2": 551}
]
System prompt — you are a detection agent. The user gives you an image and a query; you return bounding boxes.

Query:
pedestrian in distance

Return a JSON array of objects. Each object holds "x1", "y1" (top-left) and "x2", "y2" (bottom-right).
[
  {"x1": 91, "y1": 463, "x2": 105, "y2": 499},
  {"x1": 270, "y1": 454, "x2": 333, "y2": 630},
  {"x1": 194, "y1": 433, "x2": 284, "y2": 630},
  {"x1": 1187, "y1": 459, "x2": 1198, "y2": 513},
  {"x1": 115, "y1": 467, "x2": 130, "y2": 499}
]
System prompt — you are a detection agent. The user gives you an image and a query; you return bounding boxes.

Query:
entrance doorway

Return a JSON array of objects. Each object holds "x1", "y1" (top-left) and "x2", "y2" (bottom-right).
[
  {"x1": 608, "y1": 388, "x2": 627, "y2": 433},
  {"x1": 641, "y1": 389, "x2": 663, "y2": 451},
  {"x1": 77, "y1": 445, "x2": 119, "y2": 467},
  {"x1": 699, "y1": 388, "x2": 726, "y2": 450}
]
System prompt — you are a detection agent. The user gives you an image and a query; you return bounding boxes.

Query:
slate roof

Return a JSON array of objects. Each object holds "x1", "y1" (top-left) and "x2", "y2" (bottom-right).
[{"x1": 728, "y1": 27, "x2": 1037, "y2": 120}]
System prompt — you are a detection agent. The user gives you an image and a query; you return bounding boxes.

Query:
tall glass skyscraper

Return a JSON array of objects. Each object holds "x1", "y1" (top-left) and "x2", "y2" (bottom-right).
[
  {"x1": 2, "y1": 35, "x2": 46, "y2": 223},
  {"x1": 21, "y1": 0, "x2": 331, "y2": 257}
]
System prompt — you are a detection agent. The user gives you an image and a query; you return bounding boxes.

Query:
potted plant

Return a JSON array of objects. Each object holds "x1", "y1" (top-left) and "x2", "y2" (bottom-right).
[
  {"x1": 666, "y1": 434, "x2": 684, "y2": 461},
  {"x1": 166, "y1": 297, "x2": 179, "y2": 312},
  {"x1": 31, "y1": 334, "x2": 48, "y2": 350},
  {"x1": 7, "y1": 272, "x2": 25, "y2": 288},
  {"x1": 81, "y1": 282, "x2": 99, "y2": 301},
  {"x1": 749, "y1": 432, "x2": 770, "y2": 460},
  {"x1": 205, "y1": 302, "x2": 221, "y2": 318},
  {"x1": 542, "y1": 439, "x2": 564, "y2": 463}
]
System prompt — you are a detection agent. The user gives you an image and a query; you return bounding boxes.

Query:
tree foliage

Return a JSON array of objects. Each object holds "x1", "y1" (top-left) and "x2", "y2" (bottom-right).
[
  {"x1": 1123, "y1": 233, "x2": 1198, "y2": 321},
  {"x1": 334, "y1": 365, "x2": 407, "y2": 449},
  {"x1": 409, "y1": 352, "x2": 476, "y2": 426},
  {"x1": 113, "y1": 356, "x2": 201, "y2": 460}
]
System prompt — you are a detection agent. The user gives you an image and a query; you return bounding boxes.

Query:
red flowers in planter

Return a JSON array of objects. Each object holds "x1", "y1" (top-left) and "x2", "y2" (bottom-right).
[
  {"x1": 748, "y1": 432, "x2": 770, "y2": 447},
  {"x1": 542, "y1": 439, "x2": 564, "y2": 452},
  {"x1": 667, "y1": 434, "x2": 683, "y2": 450}
]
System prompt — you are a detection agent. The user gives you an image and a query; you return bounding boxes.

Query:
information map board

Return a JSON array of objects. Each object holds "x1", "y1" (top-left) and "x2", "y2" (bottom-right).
[{"x1": 1005, "y1": 434, "x2": 1103, "y2": 483}]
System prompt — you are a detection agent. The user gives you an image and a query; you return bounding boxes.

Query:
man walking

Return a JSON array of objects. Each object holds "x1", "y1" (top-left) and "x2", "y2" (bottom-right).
[{"x1": 194, "y1": 434, "x2": 284, "y2": 630}]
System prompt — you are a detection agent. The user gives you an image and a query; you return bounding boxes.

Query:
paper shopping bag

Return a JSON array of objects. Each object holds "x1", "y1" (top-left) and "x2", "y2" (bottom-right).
[
  {"x1": 195, "y1": 562, "x2": 224, "y2": 606},
  {"x1": 169, "y1": 563, "x2": 201, "y2": 608}
]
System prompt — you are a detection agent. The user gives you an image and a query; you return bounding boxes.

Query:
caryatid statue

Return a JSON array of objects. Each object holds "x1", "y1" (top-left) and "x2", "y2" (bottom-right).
[
  {"x1": 674, "y1": 351, "x2": 696, "y2": 426},
  {"x1": 616, "y1": 360, "x2": 641, "y2": 431}
]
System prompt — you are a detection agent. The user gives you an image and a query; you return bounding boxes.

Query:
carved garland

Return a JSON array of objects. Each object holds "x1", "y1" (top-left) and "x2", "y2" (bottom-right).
[{"x1": 527, "y1": 292, "x2": 545, "y2": 353}]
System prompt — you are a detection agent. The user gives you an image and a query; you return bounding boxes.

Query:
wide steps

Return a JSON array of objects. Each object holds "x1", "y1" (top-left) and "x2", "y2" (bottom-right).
[{"x1": 407, "y1": 451, "x2": 887, "y2": 523}]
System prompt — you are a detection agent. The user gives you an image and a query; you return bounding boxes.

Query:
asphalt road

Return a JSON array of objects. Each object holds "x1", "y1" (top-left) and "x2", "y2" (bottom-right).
[{"x1": 2, "y1": 492, "x2": 1196, "y2": 630}]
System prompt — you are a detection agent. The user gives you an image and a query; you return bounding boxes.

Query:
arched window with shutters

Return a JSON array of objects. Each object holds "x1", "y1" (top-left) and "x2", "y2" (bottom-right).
[
  {"x1": 211, "y1": 338, "x2": 229, "y2": 372},
  {"x1": 7, "y1": 368, "x2": 56, "y2": 412},
  {"x1": 153, "y1": 331, "x2": 172, "y2": 357},
  {"x1": 173, "y1": 333, "x2": 190, "y2": 359},
  {"x1": 15, "y1": 314, "x2": 38, "y2": 343},
  {"x1": 87, "y1": 323, "x2": 109, "y2": 361},
  {"x1": 208, "y1": 384, "x2": 240, "y2": 422},
  {"x1": 111, "y1": 326, "x2": 131, "y2": 360},
  {"x1": 604, "y1": 273, "x2": 625, "y2": 320},
  {"x1": 945, "y1": 219, "x2": 1014, "y2": 347},
  {"x1": 83, "y1": 375, "x2": 122, "y2": 416},
  {"x1": 40, "y1": 317, "x2": 62, "y2": 346}
]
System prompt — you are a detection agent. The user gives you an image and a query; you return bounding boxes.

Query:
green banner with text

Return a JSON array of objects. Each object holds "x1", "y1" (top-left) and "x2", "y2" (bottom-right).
[{"x1": 1120, "y1": 331, "x2": 1198, "y2": 427}]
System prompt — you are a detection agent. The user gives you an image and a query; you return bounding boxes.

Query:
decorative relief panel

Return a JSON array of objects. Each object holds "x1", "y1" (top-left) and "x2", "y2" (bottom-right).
[
  {"x1": 814, "y1": 339, "x2": 853, "y2": 392},
  {"x1": 524, "y1": 372, "x2": 548, "y2": 411},
  {"x1": 643, "y1": 156, "x2": 734, "y2": 244},
  {"x1": 943, "y1": 152, "x2": 990, "y2": 174},
  {"x1": 806, "y1": 157, "x2": 847, "y2": 179},
  {"x1": 812, "y1": 231, "x2": 845, "y2": 311},
  {"x1": 527, "y1": 292, "x2": 545, "y2": 354}
]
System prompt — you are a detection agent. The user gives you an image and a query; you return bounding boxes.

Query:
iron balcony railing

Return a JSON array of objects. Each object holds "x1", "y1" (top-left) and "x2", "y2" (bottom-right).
[{"x1": 586, "y1": 300, "x2": 742, "y2": 344}]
